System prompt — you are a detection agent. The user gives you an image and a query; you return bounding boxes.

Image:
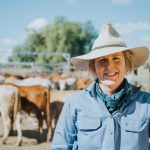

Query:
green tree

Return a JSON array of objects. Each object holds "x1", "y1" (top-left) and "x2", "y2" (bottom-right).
[
  {"x1": 144, "y1": 62, "x2": 150, "y2": 69},
  {"x1": 9, "y1": 16, "x2": 97, "y2": 64}
]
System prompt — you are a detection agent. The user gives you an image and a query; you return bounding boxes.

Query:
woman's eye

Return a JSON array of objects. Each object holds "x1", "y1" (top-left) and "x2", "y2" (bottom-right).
[
  {"x1": 99, "y1": 59, "x2": 106, "y2": 63},
  {"x1": 113, "y1": 57, "x2": 120, "y2": 62},
  {"x1": 95, "y1": 58, "x2": 106, "y2": 63}
]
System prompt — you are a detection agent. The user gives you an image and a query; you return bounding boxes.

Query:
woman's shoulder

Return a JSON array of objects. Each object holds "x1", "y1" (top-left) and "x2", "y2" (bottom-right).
[
  {"x1": 134, "y1": 88, "x2": 150, "y2": 104},
  {"x1": 68, "y1": 81, "x2": 96, "y2": 99},
  {"x1": 67, "y1": 89, "x2": 88, "y2": 102},
  {"x1": 127, "y1": 81, "x2": 150, "y2": 100},
  {"x1": 139, "y1": 90, "x2": 150, "y2": 97}
]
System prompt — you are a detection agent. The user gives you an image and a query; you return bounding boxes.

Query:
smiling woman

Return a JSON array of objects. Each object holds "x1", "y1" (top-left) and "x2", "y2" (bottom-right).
[
  {"x1": 51, "y1": 23, "x2": 150, "y2": 150},
  {"x1": 88, "y1": 51, "x2": 135, "y2": 95},
  {"x1": 94, "y1": 52, "x2": 126, "y2": 95}
]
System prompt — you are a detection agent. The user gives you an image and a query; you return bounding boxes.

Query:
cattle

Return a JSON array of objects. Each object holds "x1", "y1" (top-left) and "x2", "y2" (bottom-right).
[
  {"x1": 49, "y1": 74, "x2": 76, "y2": 90},
  {"x1": 50, "y1": 90, "x2": 78, "y2": 139},
  {"x1": 58, "y1": 77, "x2": 76, "y2": 90},
  {"x1": 5, "y1": 77, "x2": 55, "y2": 89},
  {"x1": 0, "y1": 84, "x2": 22, "y2": 146},
  {"x1": 50, "y1": 101, "x2": 64, "y2": 131},
  {"x1": 50, "y1": 90, "x2": 78, "y2": 103},
  {"x1": 50, "y1": 90, "x2": 78, "y2": 127},
  {"x1": 16, "y1": 85, "x2": 51, "y2": 142},
  {"x1": 76, "y1": 78, "x2": 91, "y2": 90}
]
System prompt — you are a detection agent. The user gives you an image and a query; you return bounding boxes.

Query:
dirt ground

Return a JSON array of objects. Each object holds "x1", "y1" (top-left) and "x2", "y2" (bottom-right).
[{"x1": 0, "y1": 112, "x2": 52, "y2": 150}]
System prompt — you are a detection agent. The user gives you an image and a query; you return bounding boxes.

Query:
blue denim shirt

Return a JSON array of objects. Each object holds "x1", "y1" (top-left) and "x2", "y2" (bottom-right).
[{"x1": 52, "y1": 80, "x2": 150, "y2": 150}]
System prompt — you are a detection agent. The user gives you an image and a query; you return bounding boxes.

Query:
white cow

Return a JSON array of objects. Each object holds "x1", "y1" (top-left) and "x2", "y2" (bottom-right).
[
  {"x1": 0, "y1": 85, "x2": 22, "y2": 146},
  {"x1": 58, "y1": 77, "x2": 76, "y2": 90},
  {"x1": 6, "y1": 77, "x2": 55, "y2": 89}
]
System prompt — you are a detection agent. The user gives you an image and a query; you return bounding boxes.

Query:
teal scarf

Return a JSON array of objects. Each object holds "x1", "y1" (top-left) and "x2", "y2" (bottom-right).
[{"x1": 95, "y1": 79, "x2": 131, "y2": 113}]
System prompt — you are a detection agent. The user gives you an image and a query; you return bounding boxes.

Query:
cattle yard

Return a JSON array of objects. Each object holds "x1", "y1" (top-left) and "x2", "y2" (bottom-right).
[
  {"x1": 0, "y1": 89, "x2": 77, "y2": 150},
  {"x1": 0, "y1": 70, "x2": 150, "y2": 150},
  {"x1": 0, "y1": 72, "x2": 90, "y2": 149}
]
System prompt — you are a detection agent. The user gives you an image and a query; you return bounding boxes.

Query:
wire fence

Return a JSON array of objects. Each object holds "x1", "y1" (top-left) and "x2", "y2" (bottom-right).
[{"x1": 0, "y1": 51, "x2": 71, "y2": 75}]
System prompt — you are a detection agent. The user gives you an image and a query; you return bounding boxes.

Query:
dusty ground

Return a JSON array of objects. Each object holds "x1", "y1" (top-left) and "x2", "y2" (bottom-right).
[{"x1": 0, "y1": 112, "x2": 52, "y2": 150}]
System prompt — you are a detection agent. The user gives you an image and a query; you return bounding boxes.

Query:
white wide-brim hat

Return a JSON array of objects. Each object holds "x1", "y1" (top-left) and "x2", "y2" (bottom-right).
[{"x1": 70, "y1": 23, "x2": 149, "y2": 71}]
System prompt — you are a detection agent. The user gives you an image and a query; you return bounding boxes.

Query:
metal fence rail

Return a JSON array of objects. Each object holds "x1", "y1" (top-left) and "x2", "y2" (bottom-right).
[{"x1": 0, "y1": 52, "x2": 71, "y2": 75}]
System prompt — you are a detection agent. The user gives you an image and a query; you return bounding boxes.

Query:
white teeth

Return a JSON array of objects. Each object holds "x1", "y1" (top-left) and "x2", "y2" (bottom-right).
[{"x1": 104, "y1": 73, "x2": 116, "y2": 76}]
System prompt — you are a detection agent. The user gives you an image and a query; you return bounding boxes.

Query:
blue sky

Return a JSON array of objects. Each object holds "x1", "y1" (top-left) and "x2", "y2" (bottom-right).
[{"x1": 0, "y1": 0, "x2": 150, "y2": 63}]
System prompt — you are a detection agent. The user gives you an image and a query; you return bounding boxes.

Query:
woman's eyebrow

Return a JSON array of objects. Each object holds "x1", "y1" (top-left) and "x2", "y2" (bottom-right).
[
  {"x1": 96, "y1": 57, "x2": 106, "y2": 61},
  {"x1": 111, "y1": 54, "x2": 122, "y2": 57}
]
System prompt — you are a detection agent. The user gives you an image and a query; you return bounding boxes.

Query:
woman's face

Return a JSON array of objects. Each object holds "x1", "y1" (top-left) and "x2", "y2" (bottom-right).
[{"x1": 95, "y1": 52, "x2": 126, "y2": 91}]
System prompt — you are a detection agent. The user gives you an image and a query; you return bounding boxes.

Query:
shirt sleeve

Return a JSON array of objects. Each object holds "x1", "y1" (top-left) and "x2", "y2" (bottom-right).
[{"x1": 51, "y1": 97, "x2": 77, "y2": 150}]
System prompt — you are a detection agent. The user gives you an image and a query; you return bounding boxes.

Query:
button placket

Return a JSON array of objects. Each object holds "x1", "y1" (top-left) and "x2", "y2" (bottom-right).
[{"x1": 109, "y1": 116, "x2": 114, "y2": 135}]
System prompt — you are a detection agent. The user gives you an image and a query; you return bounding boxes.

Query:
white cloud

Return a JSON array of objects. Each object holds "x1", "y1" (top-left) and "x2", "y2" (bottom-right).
[
  {"x1": 114, "y1": 22, "x2": 150, "y2": 34},
  {"x1": 112, "y1": 0, "x2": 134, "y2": 5},
  {"x1": 27, "y1": 18, "x2": 48, "y2": 31},
  {"x1": 0, "y1": 38, "x2": 17, "y2": 46}
]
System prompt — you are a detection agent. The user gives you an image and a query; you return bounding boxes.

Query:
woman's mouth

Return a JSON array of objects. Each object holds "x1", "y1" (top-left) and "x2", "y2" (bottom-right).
[{"x1": 104, "y1": 72, "x2": 118, "y2": 77}]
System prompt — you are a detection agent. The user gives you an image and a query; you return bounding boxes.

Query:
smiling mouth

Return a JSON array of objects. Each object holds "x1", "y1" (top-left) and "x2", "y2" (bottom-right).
[{"x1": 104, "y1": 72, "x2": 118, "y2": 77}]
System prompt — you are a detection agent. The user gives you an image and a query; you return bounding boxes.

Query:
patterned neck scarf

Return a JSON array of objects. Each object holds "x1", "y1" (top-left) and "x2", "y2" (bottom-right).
[{"x1": 95, "y1": 78, "x2": 131, "y2": 113}]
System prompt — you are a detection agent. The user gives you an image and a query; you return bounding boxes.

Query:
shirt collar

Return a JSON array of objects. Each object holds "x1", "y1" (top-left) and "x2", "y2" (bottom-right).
[
  {"x1": 85, "y1": 80, "x2": 97, "y2": 97},
  {"x1": 85, "y1": 78, "x2": 141, "y2": 98}
]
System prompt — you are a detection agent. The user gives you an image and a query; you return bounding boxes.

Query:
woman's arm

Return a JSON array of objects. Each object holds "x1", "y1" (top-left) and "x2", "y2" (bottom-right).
[{"x1": 51, "y1": 98, "x2": 77, "y2": 150}]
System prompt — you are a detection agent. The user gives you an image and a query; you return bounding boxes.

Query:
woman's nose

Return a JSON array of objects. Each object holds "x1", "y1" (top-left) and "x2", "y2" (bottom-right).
[{"x1": 105, "y1": 60, "x2": 114, "y2": 68}]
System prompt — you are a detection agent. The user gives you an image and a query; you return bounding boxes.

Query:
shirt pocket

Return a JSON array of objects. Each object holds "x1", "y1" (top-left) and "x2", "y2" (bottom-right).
[
  {"x1": 121, "y1": 117, "x2": 148, "y2": 133},
  {"x1": 77, "y1": 117, "x2": 102, "y2": 132},
  {"x1": 120, "y1": 117, "x2": 149, "y2": 149},
  {"x1": 76, "y1": 117, "x2": 102, "y2": 149}
]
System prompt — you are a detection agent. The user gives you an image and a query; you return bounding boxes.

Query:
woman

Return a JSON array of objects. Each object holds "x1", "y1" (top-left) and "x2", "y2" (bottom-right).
[{"x1": 52, "y1": 24, "x2": 150, "y2": 150}]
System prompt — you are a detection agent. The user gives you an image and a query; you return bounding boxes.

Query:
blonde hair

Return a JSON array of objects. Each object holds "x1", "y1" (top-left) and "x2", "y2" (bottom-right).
[
  {"x1": 88, "y1": 50, "x2": 135, "y2": 78},
  {"x1": 123, "y1": 50, "x2": 135, "y2": 73}
]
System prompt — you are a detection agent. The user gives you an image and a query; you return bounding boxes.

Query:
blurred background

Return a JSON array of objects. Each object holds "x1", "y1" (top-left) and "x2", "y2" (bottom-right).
[
  {"x1": 0, "y1": 0, "x2": 150, "y2": 91},
  {"x1": 0, "y1": 0, "x2": 150, "y2": 149}
]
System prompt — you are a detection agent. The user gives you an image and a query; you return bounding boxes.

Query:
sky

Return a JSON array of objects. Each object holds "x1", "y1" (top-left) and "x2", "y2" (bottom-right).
[{"x1": 0, "y1": 0, "x2": 150, "y2": 63}]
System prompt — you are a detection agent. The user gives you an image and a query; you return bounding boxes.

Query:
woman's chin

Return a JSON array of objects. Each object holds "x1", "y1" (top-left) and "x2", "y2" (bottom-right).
[{"x1": 101, "y1": 80, "x2": 116, "y2": 86}]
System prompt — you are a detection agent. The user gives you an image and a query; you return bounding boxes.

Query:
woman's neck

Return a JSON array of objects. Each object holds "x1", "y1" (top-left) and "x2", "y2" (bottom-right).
[
  {"x1": 99, "y1": 84, "x2": 114, "y2": 96},
  {"x1": 99, "y1": 79, "x2": 125, "y2": 96}
]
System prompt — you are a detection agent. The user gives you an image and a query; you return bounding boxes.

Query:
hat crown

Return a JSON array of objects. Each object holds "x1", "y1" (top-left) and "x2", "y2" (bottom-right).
[{"x1": 92, "y1": 23, "x2": 127, "y2": 50}]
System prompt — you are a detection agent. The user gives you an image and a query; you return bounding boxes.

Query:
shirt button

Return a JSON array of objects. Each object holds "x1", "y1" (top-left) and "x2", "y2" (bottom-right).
[{"x1": 125, "y1": 122, "x2": 128, "y2": 126}]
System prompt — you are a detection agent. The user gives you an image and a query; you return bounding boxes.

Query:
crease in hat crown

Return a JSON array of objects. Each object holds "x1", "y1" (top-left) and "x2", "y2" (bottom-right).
[{"x1": 92, "y1": 23, "x2": 127, "y2": 51}]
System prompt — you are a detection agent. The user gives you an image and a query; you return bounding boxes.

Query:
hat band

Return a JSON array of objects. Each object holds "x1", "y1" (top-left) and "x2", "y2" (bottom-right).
[{"x1": 92, "y1": 44, "x2": 127, "y2": 51}]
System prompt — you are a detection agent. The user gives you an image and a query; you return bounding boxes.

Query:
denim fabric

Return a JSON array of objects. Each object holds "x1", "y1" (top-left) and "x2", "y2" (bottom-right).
[{"x1": 52, "y1": 80, "x2": 150, "y2": 150}]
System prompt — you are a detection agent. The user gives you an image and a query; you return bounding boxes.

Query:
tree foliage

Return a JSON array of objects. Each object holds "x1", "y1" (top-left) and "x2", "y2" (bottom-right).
[
  {"x1": 9, "y1": 16, "x2": 97, "y2": 64},
  {"x1": 144, "y1": 62, "x2": 150, "y2": 69}
]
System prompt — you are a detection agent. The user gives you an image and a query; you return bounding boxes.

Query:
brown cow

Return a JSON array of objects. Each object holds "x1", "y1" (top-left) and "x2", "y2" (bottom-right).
[
  {"x1": 50, "y1": 101, "x2": 64, "y2": 131},
  {"x1": 17, "y1": 85, "x2": 51, "y2": 142},
  {"x1": 50, "y1": 90, "x2": 78, "y2": 138}
]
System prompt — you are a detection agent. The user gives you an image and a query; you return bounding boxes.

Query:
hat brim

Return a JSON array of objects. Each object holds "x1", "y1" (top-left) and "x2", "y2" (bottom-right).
[{"x1": 70, "y1": 46, "x2": 149, "y2": 71}]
